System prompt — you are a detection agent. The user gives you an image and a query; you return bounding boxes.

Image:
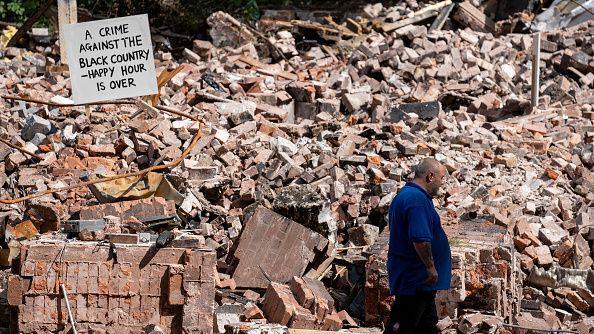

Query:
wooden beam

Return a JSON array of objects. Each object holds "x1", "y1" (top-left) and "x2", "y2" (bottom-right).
[
  {"x1": 383, "y1": 10, "x2": 437, "y2": 32},
  {"x1": 58, "y1": 0, "x2": 78, "y2": 64},
  {"x1": 383, "y1": 0, "x2": 452, "y2": 33},
  {"x1": 429, "y1": 2, "x2": 456, "y2": 32},
  {"x1": 452, "y1": 1, "x2": 496, "y2": 33}
]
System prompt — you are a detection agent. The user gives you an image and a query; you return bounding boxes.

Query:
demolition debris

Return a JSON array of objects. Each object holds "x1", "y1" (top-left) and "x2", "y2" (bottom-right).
[{"x1": 1, "y1": 0, "x2": 594, "y2": 333}]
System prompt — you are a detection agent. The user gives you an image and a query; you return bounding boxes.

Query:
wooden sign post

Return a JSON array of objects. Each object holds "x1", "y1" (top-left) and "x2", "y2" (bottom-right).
[{"x1": 58, "y1": 0, "x2": 77, "y2": 64}]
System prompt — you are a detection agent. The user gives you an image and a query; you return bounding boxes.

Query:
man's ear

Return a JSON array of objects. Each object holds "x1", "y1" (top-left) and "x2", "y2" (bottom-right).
[{"x1": 426, "y1": 171, "x2": 434, "y2": 182}]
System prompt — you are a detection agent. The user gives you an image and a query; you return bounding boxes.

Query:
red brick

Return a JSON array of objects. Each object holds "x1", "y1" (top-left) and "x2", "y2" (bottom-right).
[
  {"x1": 66, "y1": 262, "x2": 78, "y2": 294},
  {"x1": 22, "y1": 297, "x2": 35, "y2": 323},
  {"x1": 289, "y1": 277, "x2": 315, "y2": 309},
  {"x1": 108, "y1": 296, "x2": 120, "y2": 324},
  {"x1": 97, "y1": 295, "x2": 109, "y2": 321},
  {"x1": 129, "y1": 295, "x2": 141, "y2": 324},
  {"x1": 290, "y1": 306, "x2": 318, "y2": 329},
  {"x1": 33, "y1": 296, "x2": 45, "y2": 323},
  {"x1": 78, "y1": 262, "x2": 89, "y2": 294},
  {"x1": 129, "y1": 265, "x2": 140, "y2": 296},
  {"x1": 117, "y1": 247, "x2": 185, "y2": 266},
  {"x1": 46, "y1": 263, "x2": 58, "y2": 294},
  {"x1": 21, "y1": 260, "x2": 35, "y2": 276},
  {"x1": 322, "y1": 312, "x2": 342, "y2": 331},
  {"x1": 263, "y1": 282, "x2": 296, "y2": 325},
  {"x1": 139, "y1": 276, "x2": 150, "y2": 296},
  {"x1": 15, "y1": 240, "x2": 216, "y2": 333},
  {"x1": 119, "y1": 297, "x2": 131, "y2": 325},
  {"x1": 244, "y1": 303, "x2": 265, "y2": 319},
  {"x1": 219, "y1": 278, "x2": 237, "y2": 290},
  {"x1": 87, "y1": 294, "x2": 98, "y2": 323},
  {"x1": 337, "y1": 310, "x2": 357, "y2": 326},
  {"x1": 76, "y1": 294, "x2": 88, "y2": 323},
  {"x1": 289, "y1": 276, "x2": 334, "y2": 319},
  {"x1": 7, "y1": 275, "x2": 23, "y2": 306},
  {"x1": 167, "y1": 265, "x2": 185, "y2": 306},
  {"x1": 149, "y1": 265, "x2": 166, "y2": 296},
  {"x1": 109, "y1": 264, "x2": 121, "y2": 296},
  {"x1": 118, "y1": 263, "x2": 132, "y2": 296},
  {"x1": 25, "y1": 203, "x2": 66, "y2": 233},
  {"x1": 243, "y1": 290, "x2": 261, "y2": 301},
  {"x1": 47, "y1": 295, "x2": 58, "y2": 322}
]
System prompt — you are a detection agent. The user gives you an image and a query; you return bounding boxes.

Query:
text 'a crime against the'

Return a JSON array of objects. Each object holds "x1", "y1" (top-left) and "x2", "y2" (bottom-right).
[{"x1": 80, "y1": 23, "x2": 142, "y2": 53}]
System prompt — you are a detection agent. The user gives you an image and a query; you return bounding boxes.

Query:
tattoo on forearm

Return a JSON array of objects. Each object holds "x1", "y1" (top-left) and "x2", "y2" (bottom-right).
[{"x1": 413, "y1": 242, "x2": 435, "y2": 269}]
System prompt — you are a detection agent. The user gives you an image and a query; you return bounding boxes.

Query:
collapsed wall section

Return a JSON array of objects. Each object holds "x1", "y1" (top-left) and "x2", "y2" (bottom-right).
[{"x1": 7, "y1": 240, "x2": 216, "y2": 334}]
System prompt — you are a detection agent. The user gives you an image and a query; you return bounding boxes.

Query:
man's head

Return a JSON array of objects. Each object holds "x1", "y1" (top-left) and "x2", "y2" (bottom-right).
[{"x1": 412, "y1": 158, "x2": 446, "y2": 197}]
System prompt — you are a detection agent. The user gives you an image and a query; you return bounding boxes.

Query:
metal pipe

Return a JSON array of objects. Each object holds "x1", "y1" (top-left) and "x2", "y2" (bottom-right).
[
  {"x1": 60, "y1": 283, "x2": 78, "y2": 334},
  {"x1": 531, "y1": 32, "x2": 541, "y2": 109},
  {"x1": 0, "y1": 137, "x2": 43, "y2": 159}
]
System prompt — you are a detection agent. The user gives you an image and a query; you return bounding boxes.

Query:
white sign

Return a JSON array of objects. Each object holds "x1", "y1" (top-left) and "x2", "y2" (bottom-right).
[{"x1": 64, "y1": 14, "x2": 158, "y2": 104}]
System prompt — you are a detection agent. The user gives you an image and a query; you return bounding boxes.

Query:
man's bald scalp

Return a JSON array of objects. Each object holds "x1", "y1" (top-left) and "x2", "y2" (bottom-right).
[{"x1": 413, "y1": 158, "x2": 443, "y2": 178}]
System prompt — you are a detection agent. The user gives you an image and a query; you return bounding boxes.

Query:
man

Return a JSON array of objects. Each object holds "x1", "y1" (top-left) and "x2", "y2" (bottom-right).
[{"x1": 385, "y1": 158, "x2": 452, "y2": 334}]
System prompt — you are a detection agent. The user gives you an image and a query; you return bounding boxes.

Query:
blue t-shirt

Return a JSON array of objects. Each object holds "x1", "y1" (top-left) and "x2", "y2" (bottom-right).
[{"x1": 387, "y1": 182, "x2": 452, "y2": 295}]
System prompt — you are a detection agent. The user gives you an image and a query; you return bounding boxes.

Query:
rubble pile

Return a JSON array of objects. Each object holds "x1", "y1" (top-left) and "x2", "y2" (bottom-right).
[{"x1": 1, "y1": 0, "x2": 594, "y2": 333}]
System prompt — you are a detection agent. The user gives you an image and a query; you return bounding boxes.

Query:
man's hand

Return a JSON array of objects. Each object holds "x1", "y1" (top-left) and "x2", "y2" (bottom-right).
[{"x1": 425, "y1": 266, "x2": 438, "y2": 285}]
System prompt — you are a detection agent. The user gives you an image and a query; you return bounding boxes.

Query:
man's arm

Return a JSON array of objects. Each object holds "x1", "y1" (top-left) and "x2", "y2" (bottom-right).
[{"x1": 413, "y1": 241, "x2": 438, "y2": 285}]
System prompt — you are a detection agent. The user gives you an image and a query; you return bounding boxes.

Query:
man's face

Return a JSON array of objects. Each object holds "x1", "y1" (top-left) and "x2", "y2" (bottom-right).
[{"x1": 425, "y1": 166, "x2": 446, "y2": 197}]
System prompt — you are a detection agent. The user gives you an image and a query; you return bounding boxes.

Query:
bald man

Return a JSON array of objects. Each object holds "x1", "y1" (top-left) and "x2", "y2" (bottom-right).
[{"x1": 385, "y1": 158, "x2": 452, "y2": 334}]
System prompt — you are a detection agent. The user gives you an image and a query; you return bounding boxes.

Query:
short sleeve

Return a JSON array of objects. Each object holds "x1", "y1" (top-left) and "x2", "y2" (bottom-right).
[{"x1": 407, "y1": 205, "x2": 433, "y2": 243}]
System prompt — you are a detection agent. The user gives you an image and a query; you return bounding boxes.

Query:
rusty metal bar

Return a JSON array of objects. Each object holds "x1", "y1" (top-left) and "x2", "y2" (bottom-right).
[
  {"x1": 1, "y1": 94, "x2": 133, "y2": 107},
  {"x1": 0, "y1": 137, "x2": 43, "y2": 159},
  {"x1": 1, "y1": 94, "x2": 198, "y2": 121}
]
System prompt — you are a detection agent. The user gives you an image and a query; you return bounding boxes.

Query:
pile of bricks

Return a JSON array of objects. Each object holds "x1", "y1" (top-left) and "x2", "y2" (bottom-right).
[
  {"x1": 262, "y1": 278, "x2": 342, "y2": 331},
  {"x1": 1, "y1": 0, "x2": 594, "y2": 332}
]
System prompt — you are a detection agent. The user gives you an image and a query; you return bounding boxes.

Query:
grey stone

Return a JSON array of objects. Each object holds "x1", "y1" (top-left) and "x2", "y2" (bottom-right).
[
  {"x1": 389, "y1": 101, "x2": 441, "y2": 122},
  {"x1": 21, "y1": 114, "x2": 51, "y2": 141}
]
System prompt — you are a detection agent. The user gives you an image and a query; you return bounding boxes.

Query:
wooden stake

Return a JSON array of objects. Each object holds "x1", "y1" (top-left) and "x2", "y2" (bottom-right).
[
  {"x1": 531, "y1": 32, "x2": 541, "y2": 109},
  {"x1": 57, "y1": 0, "x2": 77, "y2": 64}
]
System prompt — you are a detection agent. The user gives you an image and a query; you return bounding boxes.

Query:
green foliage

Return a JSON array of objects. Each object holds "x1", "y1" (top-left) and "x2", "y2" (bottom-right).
[
  {"x1": 0, "y1": 0, "x2": 40, "y2": 23},
  {"x1": 0, "y1": 0, "x2": 365, "y2": 33}
]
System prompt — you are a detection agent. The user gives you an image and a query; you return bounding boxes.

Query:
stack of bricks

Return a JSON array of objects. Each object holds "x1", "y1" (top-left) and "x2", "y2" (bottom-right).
[
  {"x1": 364, "y1": 228, "x2": 393, "y2": 326},
  {"x1": 437, "y1": 220, "x2": 521, "y2": 322},
  {"x1": 7, "y1": 240, "x2": 216, "y2": 333},
  {"x1": 364, "y1": 219, "x2": 521, "y2": 327}
]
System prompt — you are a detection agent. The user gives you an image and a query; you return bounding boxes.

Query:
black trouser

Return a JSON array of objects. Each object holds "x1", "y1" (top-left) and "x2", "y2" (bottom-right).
[{"x1": 384, "y1": 290, "x2": 438, "y2": 334}]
